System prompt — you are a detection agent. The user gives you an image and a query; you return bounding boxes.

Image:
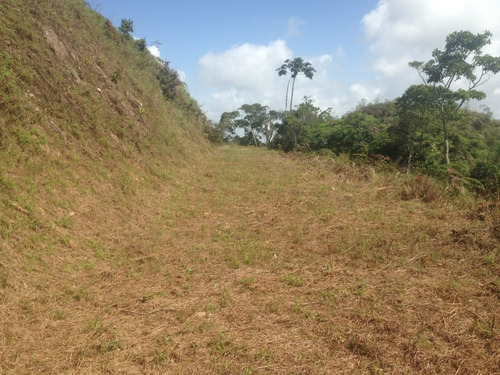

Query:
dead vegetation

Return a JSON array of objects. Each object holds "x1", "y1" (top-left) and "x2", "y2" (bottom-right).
[
  {"x1": 0, "y1": 1, "x2": 499, "y2": 373},
  {"x1": 1, "y1": 146, "x2": 499, "y2": 374}
]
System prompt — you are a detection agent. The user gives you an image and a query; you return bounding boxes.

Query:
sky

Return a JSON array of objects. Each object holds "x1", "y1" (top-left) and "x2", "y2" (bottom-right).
[{"x1": 88, "y1": 0, "x2": 500, "y2": 121}]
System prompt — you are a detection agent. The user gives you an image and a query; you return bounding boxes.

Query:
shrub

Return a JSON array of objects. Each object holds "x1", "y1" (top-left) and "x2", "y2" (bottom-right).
[{"x1": 400, "y1": 174, "x2": 441, "y2": 202}]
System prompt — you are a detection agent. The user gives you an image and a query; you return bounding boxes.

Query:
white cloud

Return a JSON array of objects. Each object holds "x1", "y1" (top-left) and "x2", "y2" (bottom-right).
[
  {"x1": 198, "y1": 40, "x2": 292, "y2": 91},
  {"x1": 195, "y1": 1, "x2": 500, "y2": 122},
  {"x1": 287, "y1": 16, "x2": 306, "y2": 37},
  {"x1": 350, "y1": 83, "x2": 381, "y2": 102},
  {"x1": 177, "y1": 70, "x2": 186, "y2": 83},
  {"x1": 335, "y1": 47, "x2": 346, "y2": 59},
  {"x1": 361, "y1": 0, "x2": 500, "y2": 117},
  {"x1": 198, "y1": 40, "x2": 296, "y2": 119},
  {"x1": 147, "y1": 45, "x2": 160, "y2": 58},
  {"x1": 197, "y1": 40, "x2": 368, "y2": 121}
]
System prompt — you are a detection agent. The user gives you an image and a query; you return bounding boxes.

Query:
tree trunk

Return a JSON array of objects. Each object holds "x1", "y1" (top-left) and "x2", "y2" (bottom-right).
[
  {"x1": 252, "y1": 130, "x2": 258, "y2": 147},
  {"x1": 440, "y1": 105, "x2": 450, "y2": 165},
  {"x1": 265, "y1": 122, "x2": 270, "y2": 147},
  {"x1": 289, "y1": 77, "x2": 296, "y2": 112},
  {"x1": 285, "y1": 78, "x2": 291, "y2": 114},
  {"x1": 407, "y1": 134, "x2": 413, "y2": 172}
]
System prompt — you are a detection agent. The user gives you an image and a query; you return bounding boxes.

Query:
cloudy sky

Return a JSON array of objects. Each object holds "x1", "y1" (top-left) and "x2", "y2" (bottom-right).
[{"x1": 89, "y1": 0, "x2": 500, "y2": 120}]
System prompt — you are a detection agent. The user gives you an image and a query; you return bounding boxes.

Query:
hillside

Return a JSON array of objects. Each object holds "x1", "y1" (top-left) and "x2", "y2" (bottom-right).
[{"x1": 1, "y1": 1, "x2": 499, "y2": 374}]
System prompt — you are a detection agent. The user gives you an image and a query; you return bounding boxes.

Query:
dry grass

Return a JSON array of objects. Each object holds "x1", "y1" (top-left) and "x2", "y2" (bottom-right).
[{"x1": 1, "y1": 146, "x2": 498, "y2": 374}]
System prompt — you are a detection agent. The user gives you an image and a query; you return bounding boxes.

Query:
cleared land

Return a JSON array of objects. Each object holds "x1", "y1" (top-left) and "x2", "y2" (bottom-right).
[{"x1": 0, "y1": 146, "x2": 499, "y2": 374}]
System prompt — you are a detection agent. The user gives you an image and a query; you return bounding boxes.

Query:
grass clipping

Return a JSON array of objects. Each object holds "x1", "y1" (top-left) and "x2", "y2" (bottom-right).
[{"x1": 1, "y1": 146, "x2": 499, "y2": 374}]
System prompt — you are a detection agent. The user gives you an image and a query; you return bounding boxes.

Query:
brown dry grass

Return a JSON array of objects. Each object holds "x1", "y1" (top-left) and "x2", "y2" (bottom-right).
[{"x1": 1, "y1": 146, "x2": 499, "y2": 374}]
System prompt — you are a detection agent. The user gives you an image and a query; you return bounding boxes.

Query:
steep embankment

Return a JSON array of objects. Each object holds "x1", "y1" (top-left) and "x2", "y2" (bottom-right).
[
  {"x1": 1, "y1": 1, "x2": 499, "y2": 374},
  {"x1": 0, "y1": 0, "x2": 208, "y2": 262},
  {"x1": 1, "y1": 0, "x2": 208, "y2": 157},
  {"x1": 0, "y1": 0, "x2": 208, "y2": 370}
]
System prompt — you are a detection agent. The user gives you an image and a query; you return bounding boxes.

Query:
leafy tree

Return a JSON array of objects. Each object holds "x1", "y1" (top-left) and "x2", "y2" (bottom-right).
[
  {"x1": 204, "y1": 120, "x2": 225, "y2": 144},
  {"x1": 235, "y1": 104, "x2": 270, "y2": 147},
  {"x1": 273, "y1": 97, "x2": 332, "y2": 151},
  {"x1": 276, "y1": 57, "x2": 316, "y2": 113},
  {"x1": 454, "y1": 109, "x2": 500, "y2": 193},
  {"x1": 394, "y1": 85, "x2": 441, "y2": 169},
  {"x1": 409, "y1": 30, "x2": 500, "y2": 165},
  {"x1": 217, "y1": 110, "x2": 240, "y2": 142},
  {"x1": 118, "y1": 18, "x2": 133, "y2": 38},
  {"x1": 328, "y1": 112, "x2": 389, "y2": 157}
]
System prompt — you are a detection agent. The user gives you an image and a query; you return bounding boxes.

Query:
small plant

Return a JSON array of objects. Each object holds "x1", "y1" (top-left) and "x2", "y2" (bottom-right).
[
  {"x1": 281, "y1": 273, "x2": 303, "y2": 287},
  {"x1": 237, "y1": 277, "x2": 256, "y2": 289},
  {"x1": 135, "y1": 38, "x2": 147, "y2": 52},
  {"x1": 140, "y1": 292, "x2": 154, "y2": 302},
  {"x1": 16, "y1": 128, "x2": 46, "y2": 151},
  {"x1": 85, "y1": 317, "x2": 103, "y2": 332},
  {"x1": 56, "y1": 216, "x2": 73, "y2": 229},
  {"x1": 111, "y1": 69, "x2": 121, "y2": 84},
  {"x1": 99, "y1": 340, "x2": 123, "y2": 353},
  {"x1": 208, "y1": 333, "x2": 237, "y2": 357},
  {"x1": 96, "y1": 55, "x2": 104, "y2": 67},
  {"x1": 52, "y1": 310, "x2": 67, "y2": 320}
]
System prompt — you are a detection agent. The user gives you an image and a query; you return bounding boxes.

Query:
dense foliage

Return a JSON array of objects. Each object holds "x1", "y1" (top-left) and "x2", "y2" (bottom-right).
[
  {"x1": 207, "y1": 32, "x2": 500, "y2": 195},
  {"x1": 208, "y1": 95, "x2": 499, "y2": 195}
]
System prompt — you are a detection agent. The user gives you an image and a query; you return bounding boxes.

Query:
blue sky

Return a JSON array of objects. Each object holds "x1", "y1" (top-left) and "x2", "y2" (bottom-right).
[{"x1": 89, "y1": 0, "x2": 500, "y2": 120}]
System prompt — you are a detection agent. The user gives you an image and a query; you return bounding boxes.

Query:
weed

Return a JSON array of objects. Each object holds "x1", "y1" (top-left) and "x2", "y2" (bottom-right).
[
  {"x1": 319, "y1": 289, "x2": 338, "y2": 307},
  {"x1": 52, "y1": 310, "x2": 67, "y2": 320},
  {"x1": 85, "y1": 317, "x2": 103, "y2": 333},
  {"x1": 56, "y1": 216, "x2": 73, "y2": 229},
  {"x1": 99, "y1": 340, "x2": 123, "y2": 353},
  {"x1": 208, "y1": 333, "x2": 241, "y2": 357},
  {"x1": 265, "y1": 298, "x2": 282, "y2": 314},
  {"x1": 237, "y1": 277, "x2": 256, "y2": 289},
  {"x1": 218, "y1": 290, "x2": 232, "y2": 308},
  {"x1": 68, "y1": 286, "x2": 90, "y2": 301},
  {"x1": 205, "y1": 302, "x2": 218, "y2": 314},
  {"x1": 282, "y1": 273, "x2": 304, "y2": 287},
  {"x1": 0, "y1": 265, "x2": 8, "y2": 289},
  {"x1": 111, "y1": 68, "x2": 121, "y2": 83}
]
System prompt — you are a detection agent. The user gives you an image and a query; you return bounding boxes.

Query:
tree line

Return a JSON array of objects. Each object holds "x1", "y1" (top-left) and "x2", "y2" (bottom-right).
[{"x1": 205, "y1": 30, "x2": 500, "y2": 195}]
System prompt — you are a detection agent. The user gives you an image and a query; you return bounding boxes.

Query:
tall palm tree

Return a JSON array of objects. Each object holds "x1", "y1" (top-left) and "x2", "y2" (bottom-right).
[{"x1": 277, "y1": 57, "x2": 316, "y2": 113}]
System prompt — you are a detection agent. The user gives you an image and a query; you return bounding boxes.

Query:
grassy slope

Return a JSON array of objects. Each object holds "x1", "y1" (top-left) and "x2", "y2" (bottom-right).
[{"x1": 0, "y1": 1, "x2": 499, "y2": 374}]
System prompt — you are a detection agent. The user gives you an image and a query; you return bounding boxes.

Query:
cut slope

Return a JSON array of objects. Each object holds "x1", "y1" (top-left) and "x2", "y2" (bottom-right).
[{"x1": 0, "y1": 0, "x2": 207, "y2": 161}]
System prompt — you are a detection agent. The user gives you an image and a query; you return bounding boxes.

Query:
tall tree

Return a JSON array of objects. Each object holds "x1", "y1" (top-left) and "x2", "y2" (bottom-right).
[
  {"x1": 276, "y1": 57, "x2": 316, "y2": 113},
  {"x1": 409, "y1": 30, "x2": 500, "y2": 165}
]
